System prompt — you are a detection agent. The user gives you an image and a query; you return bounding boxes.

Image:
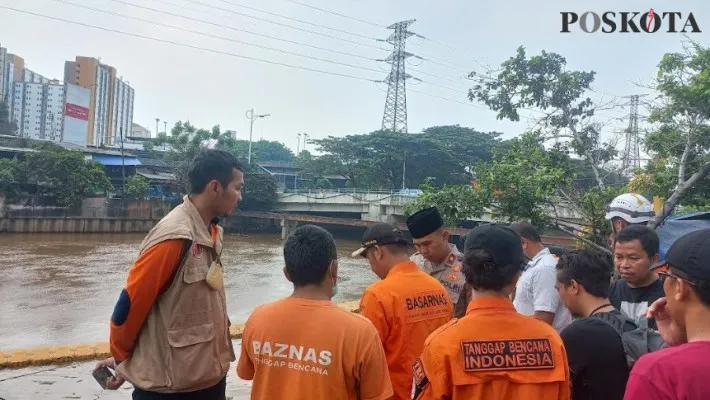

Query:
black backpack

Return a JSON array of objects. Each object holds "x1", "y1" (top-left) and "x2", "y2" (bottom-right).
[{"x1": 592, "y1": 311, "x2": 666, "y2": 369}]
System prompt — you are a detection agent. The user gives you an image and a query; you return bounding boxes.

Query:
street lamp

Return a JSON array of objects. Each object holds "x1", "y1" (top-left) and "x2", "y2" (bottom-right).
[
  {"x1": 297, "y1": 133, "x2": 301, "y2": 155},
  {"x1": 246, "y1": 109, "x2": 270, "y2": 164}
]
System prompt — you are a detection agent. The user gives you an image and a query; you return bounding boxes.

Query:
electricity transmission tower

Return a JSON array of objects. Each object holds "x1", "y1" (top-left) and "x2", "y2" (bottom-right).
[
  {"x1": 380, "y1": 19, "x2": 417, "y2": 133},
  {"x1": 621, "y1": 95, "x2": 646, "y2": 173}
]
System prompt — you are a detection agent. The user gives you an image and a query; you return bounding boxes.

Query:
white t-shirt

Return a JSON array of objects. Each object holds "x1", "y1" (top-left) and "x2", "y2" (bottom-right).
[{"x1": 513, "y1": 248, "x2": 572, "y2": 332}]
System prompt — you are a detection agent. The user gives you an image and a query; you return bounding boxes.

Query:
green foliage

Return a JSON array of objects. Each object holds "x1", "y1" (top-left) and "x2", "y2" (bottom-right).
[
  {"x1": 573, "y1": 187, "x2": 622, "y2": 247},
  {"x1": 404, "y1": 178, "x2": 485, "y2": 228},
  {"x1": 639, "y1": 41, "x2": 710, "y2": 225},
  {"x1": 406, "y1": 133, "x2": 571, "y2": 227},
  {"x1": 469, "y1": 46, "x2": 616, "y2": 189},
  {"x1": 0, "y1": 158, "x2": 21, "y2": 200},
  {"x1": 475, "y1": 132, "x2": 572, "y2": 226},
  {"x1": 147, "y1": 121, "x2": 293, "y2": 193},
  {"x1": 0, "y1": 101, "x2": 17, "y2": 136},
  {"x1": 239, "y1": 165, "x2": 278, "y2": 211},
  {"x1": 302, "y1": 127, "x2": 500, "y2": 189},
  {"x1": 124, "y1": 174, "x2": 150, "y2": 199},
  {"x1": 22, "y1": 149, "x2": 113, "y2": 207}
]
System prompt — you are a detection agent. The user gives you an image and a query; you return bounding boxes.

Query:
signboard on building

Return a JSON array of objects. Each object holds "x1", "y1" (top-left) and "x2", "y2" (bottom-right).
[{"x1": 62, "y1": 83, "x2": 90, "y2": 146}]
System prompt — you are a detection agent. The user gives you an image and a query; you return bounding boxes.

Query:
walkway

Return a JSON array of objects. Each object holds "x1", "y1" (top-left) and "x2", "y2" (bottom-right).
[{"x1": 0, "y1": 342, "x2": 251, "y2": 399}]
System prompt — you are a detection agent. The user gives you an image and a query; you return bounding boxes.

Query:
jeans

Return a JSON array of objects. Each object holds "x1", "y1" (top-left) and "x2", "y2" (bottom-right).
[{"x1": 132, "y1": 376, "x2": 227, "y2": 400}]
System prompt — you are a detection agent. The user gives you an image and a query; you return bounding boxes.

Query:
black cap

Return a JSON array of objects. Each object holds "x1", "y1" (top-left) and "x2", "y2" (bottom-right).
[
  {"x1": 665, "y1": 229, "x2": 710, "y2": 281},
  {"x1": 352, "y1": 223, "x2": 412, "y2": 258},
  {"x1": 464, "y1": 224, "x2": 525, "y2": 270},
  {"x1": 406, "y1": 207, "x2": 444, "y2": 239}
]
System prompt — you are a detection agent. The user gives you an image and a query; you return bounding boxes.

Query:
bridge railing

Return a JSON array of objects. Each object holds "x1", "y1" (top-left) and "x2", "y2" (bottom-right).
[{"x1": 280, "y1": 188, "x2": 397, "y2": 195}]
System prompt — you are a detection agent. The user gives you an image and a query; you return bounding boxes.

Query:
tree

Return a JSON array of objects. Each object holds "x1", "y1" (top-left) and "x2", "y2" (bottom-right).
[
  {"x1": 147, "y1": 121, "x2": 294, "y2": 192},
  {"x1": 636, "y1": 42, "x2": 710, "y2": 228},
  {"x1": 0, "y1": 158, "x2": 21, "y2": 200},
  {"x1": 420, "y1": 125, "x2": 502, "y2": 171},
  {"x1": 404, "y1": 178, "x2": 486, "y2": 228},
  {"x1": 0, "y1": 101, "x2": 17, "y2": 136},
  {"x1": 146, "y1": 121, "x2": 280, "y2": 210},
  {"x1": 469, "y1": 46, "x2": 619, "y2": 190},
  {"x1": 304, "y1": 129, "x2": 499, "y2": 189},
  {"x1": 406, "y1": 132, "x2": 571, "y2": 227},
  {"x1": 238, "y1": 164, "x2": 278, "y2": 211},
  {"x1": 21, "y1": 149, "x2": 113, "y2": 207},
  {"x1": 124, "y1": 174, "x2": 150, "y2": 199}
]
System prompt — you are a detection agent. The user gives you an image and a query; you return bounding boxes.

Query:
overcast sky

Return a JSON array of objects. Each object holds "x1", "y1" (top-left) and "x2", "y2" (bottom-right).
[{"x1": 1, "y1": 0, "x2": 708, "y2": 153}]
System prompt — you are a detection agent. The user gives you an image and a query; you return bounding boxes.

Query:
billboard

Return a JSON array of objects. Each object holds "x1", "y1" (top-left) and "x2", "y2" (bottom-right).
[{"x1": 62, "y1": 83, "x2": 90, "y2": 146}]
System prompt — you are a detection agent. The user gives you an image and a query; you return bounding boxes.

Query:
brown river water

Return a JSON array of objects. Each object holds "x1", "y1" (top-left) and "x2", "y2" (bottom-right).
[{"x1": 0, "y1": 232, "x2": 375, "y2": 350}]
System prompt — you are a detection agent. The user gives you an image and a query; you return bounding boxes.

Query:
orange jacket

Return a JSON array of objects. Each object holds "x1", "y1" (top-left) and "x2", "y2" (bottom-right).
[
  {"x1": 360, "y1": 261, "x2": 453, "y2": 399},
  {"x1": 413, "y1": 296, "x2": 571, "y2": 400}
]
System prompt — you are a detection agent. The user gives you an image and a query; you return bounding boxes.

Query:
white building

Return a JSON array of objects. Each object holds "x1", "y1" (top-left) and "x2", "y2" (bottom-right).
[
  {"x1": 44, "y1": 82, "x2": 65, "y2": 141},
  {"x1": 111, "y1": 78, "x2": 134, "y2": 144},
  {"x1": 64, "y1": 57, "x2": 135, "y2": 148},
  {"x1": 10, "y1": 80, "x2": 65, "y2": 140}
]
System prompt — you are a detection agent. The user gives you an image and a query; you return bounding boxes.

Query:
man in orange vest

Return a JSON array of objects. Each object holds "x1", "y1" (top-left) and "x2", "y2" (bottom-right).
[
  {"x1": 413, "y1": 224, "x2": 571, "y2": 400},
  {"x1": 353, "y1": 223, "x2": 453, "y2": 399},
  {"x1": 238, "y1": 225, "x2": 393, "y2": 400}
]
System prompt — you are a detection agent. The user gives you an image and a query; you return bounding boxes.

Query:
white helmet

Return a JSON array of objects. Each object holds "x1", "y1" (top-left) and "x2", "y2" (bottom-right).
[{"x1": 605, "y1": 193, "x2": 655, "y2": 224}]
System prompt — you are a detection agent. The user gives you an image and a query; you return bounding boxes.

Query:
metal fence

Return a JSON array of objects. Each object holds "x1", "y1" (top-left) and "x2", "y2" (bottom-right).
[
  {"x1": 281, "y1": 188, "x2": 397, "y2": 195},
  {"x1": 3, "y1": 198, "x2": 176, "y2": 220}
]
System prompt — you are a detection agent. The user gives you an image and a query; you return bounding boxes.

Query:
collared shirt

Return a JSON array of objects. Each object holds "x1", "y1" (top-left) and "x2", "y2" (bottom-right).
[
  {"x1": 513, "y1": 248, "x2": 572, "y2": 332},
  {"x1": 412, "y1": 296, "x2": 571, "y2": 400},
  {"x1": 411, "y1": 244, "x2": 469, "y2": 317},
  {"x1": 360, "y1": 261, "x2": 453, "y2": 400}
]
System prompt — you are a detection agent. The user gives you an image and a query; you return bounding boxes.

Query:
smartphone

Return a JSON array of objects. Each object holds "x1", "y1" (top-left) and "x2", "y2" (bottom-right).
[{"x1": 92, "y1": 365, "x2": 114, "y2": 389}]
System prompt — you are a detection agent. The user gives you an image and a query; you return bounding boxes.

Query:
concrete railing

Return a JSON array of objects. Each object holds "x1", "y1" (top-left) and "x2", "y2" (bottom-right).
[{"x1": 0, "y1": 301, "x2": 360, "y2": 369}]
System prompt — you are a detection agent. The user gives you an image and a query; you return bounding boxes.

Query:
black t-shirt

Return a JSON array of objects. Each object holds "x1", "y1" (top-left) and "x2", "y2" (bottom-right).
[
  {"x1": 560, "y1": 310, "x2": 635, "y2": 400},
  {"x1": 609, "y1": 278, "x2": 665, "y2": 330}
]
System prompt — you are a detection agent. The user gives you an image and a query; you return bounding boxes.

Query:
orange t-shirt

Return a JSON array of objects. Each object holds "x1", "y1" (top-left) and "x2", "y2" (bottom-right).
[
  {"x1": 360, "y1": 261, "x2": 454, "y2": 400},
  {"x1": 413, "y1": 296, "x2": 571, "y2": 400},
  {"x1": 237, "y1": 297, "x2": 394, "y2": 400}
]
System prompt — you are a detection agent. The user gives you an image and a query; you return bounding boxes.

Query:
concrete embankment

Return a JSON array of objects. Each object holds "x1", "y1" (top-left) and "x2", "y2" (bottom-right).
[{"x1": 0, "y1": 301, "x2": 360, "y2": 369}]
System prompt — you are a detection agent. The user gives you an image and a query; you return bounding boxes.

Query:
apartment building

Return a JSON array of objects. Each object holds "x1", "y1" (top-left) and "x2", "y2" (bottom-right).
[
  {"x1": 10, "y1": 80, "x2": 65, "y2": 140},
  {"x1": 64, "y1": 56, "x2": 135, "y2": 147}
]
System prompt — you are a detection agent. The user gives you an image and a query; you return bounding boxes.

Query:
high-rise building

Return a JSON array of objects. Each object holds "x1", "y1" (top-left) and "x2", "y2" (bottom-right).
[
  {"x1": 10, "y1": 80, "x2": 65, "y2": 140},
  {"x1": 64, "y1": 56, "x2": 134, "y2": 147},
  {"x1": 0, "y1": 44, "x2": 7, "y2": 102}
]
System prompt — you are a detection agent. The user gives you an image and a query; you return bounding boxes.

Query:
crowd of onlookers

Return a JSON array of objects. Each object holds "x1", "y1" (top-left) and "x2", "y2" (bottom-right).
[{"x1": 91, "y1": 150, "x2": 710, "y2": 400}]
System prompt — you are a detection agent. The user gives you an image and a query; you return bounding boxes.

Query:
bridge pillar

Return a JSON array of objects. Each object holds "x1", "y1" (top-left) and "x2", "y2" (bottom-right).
[{"x1": 281, "y1": 219, "x2": 298, "y2": 240}]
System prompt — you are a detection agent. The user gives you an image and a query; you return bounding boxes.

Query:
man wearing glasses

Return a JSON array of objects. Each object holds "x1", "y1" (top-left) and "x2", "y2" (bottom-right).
[{"x1": 624, "y1": 229, "x2": 710, "y2": 400}]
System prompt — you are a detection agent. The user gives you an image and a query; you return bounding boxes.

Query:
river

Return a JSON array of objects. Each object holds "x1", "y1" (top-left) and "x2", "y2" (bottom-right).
[{"x1": 0, "y1": 232, "x2": 374, "y2": 350}]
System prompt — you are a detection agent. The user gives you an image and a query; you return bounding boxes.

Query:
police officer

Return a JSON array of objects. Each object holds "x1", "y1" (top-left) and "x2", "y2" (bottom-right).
[
  {"x1": 412, "y1": 224, "x2": 571, "y2": 400},
  {"x1": 407, "y1": 207, "x2": 470, "y2": 317}
]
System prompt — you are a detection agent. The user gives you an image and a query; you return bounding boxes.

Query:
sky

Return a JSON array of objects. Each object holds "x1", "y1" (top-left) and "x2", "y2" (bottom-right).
[{"x1": 0, "y1": 0, "x2": 708, "y2": 154}]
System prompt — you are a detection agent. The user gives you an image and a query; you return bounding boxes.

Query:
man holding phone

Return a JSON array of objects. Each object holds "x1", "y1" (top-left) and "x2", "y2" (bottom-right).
[{"x1": 93, "y1": 149, "x2": 245, "y2": 399}]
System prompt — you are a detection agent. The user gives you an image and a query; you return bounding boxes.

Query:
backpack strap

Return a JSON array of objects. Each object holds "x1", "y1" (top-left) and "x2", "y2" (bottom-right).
[
  {"x1": 159, "y1": 239, "x2": 193, "y2": 294},
  {"x1": 591, "y1": 311, "x2": 637, "y2": 336}
]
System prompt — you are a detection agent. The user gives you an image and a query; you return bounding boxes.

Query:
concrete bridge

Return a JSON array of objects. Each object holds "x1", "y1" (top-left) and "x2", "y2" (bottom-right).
[
  {"x1": 275, "y1": 189, "x2": 409, "y2": 222},
  {"x1": 274, "y1": 188, "x2": 583, "y2": 225}
]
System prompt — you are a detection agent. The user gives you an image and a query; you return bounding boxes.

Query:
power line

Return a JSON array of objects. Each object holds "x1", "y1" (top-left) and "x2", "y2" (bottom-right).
[
  {"x1": 163, "y1": 0, "x2": 385, "y2": 51},
  {"x1": 0, "y1": 6, "x2": 380, "y2": 82},
  {"x1": 282, "y1": 0, "x2": 385, "y2": 28},
  {"x1": 51, "y1": 0, "x2": 384, "y2": 74},
  {"x1": 90, "y1": 0, "x2": 379, "y2": 62},
  {"x1": 212, "y1": 0, "x2": 383, "y2": 40}
]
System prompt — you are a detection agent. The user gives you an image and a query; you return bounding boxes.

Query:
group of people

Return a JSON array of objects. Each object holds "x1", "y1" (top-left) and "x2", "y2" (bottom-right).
[{"x1": 91, "y1": 149, "x2": 710, "y2": 400}]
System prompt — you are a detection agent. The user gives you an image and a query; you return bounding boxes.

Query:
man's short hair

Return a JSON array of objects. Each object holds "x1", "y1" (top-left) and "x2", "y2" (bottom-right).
[
  {"x1": 556, "y1": 249, "x2": 613, "y2": 298},
  {"x1": 283, "y1": 225, "x2": 338, "y2": 287},
  {"x1": 615, "y1": 225, "x2": 659, "y2": 257},
  {"x1": 188, "y1": 149, "x2": 244, "y2": 194},
  {"x1": 510, "y1": 221, "x2": 542, "y2": 243},
  {"x1": 382, "y1": 243, "x2": 409, "y2": 255}
]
